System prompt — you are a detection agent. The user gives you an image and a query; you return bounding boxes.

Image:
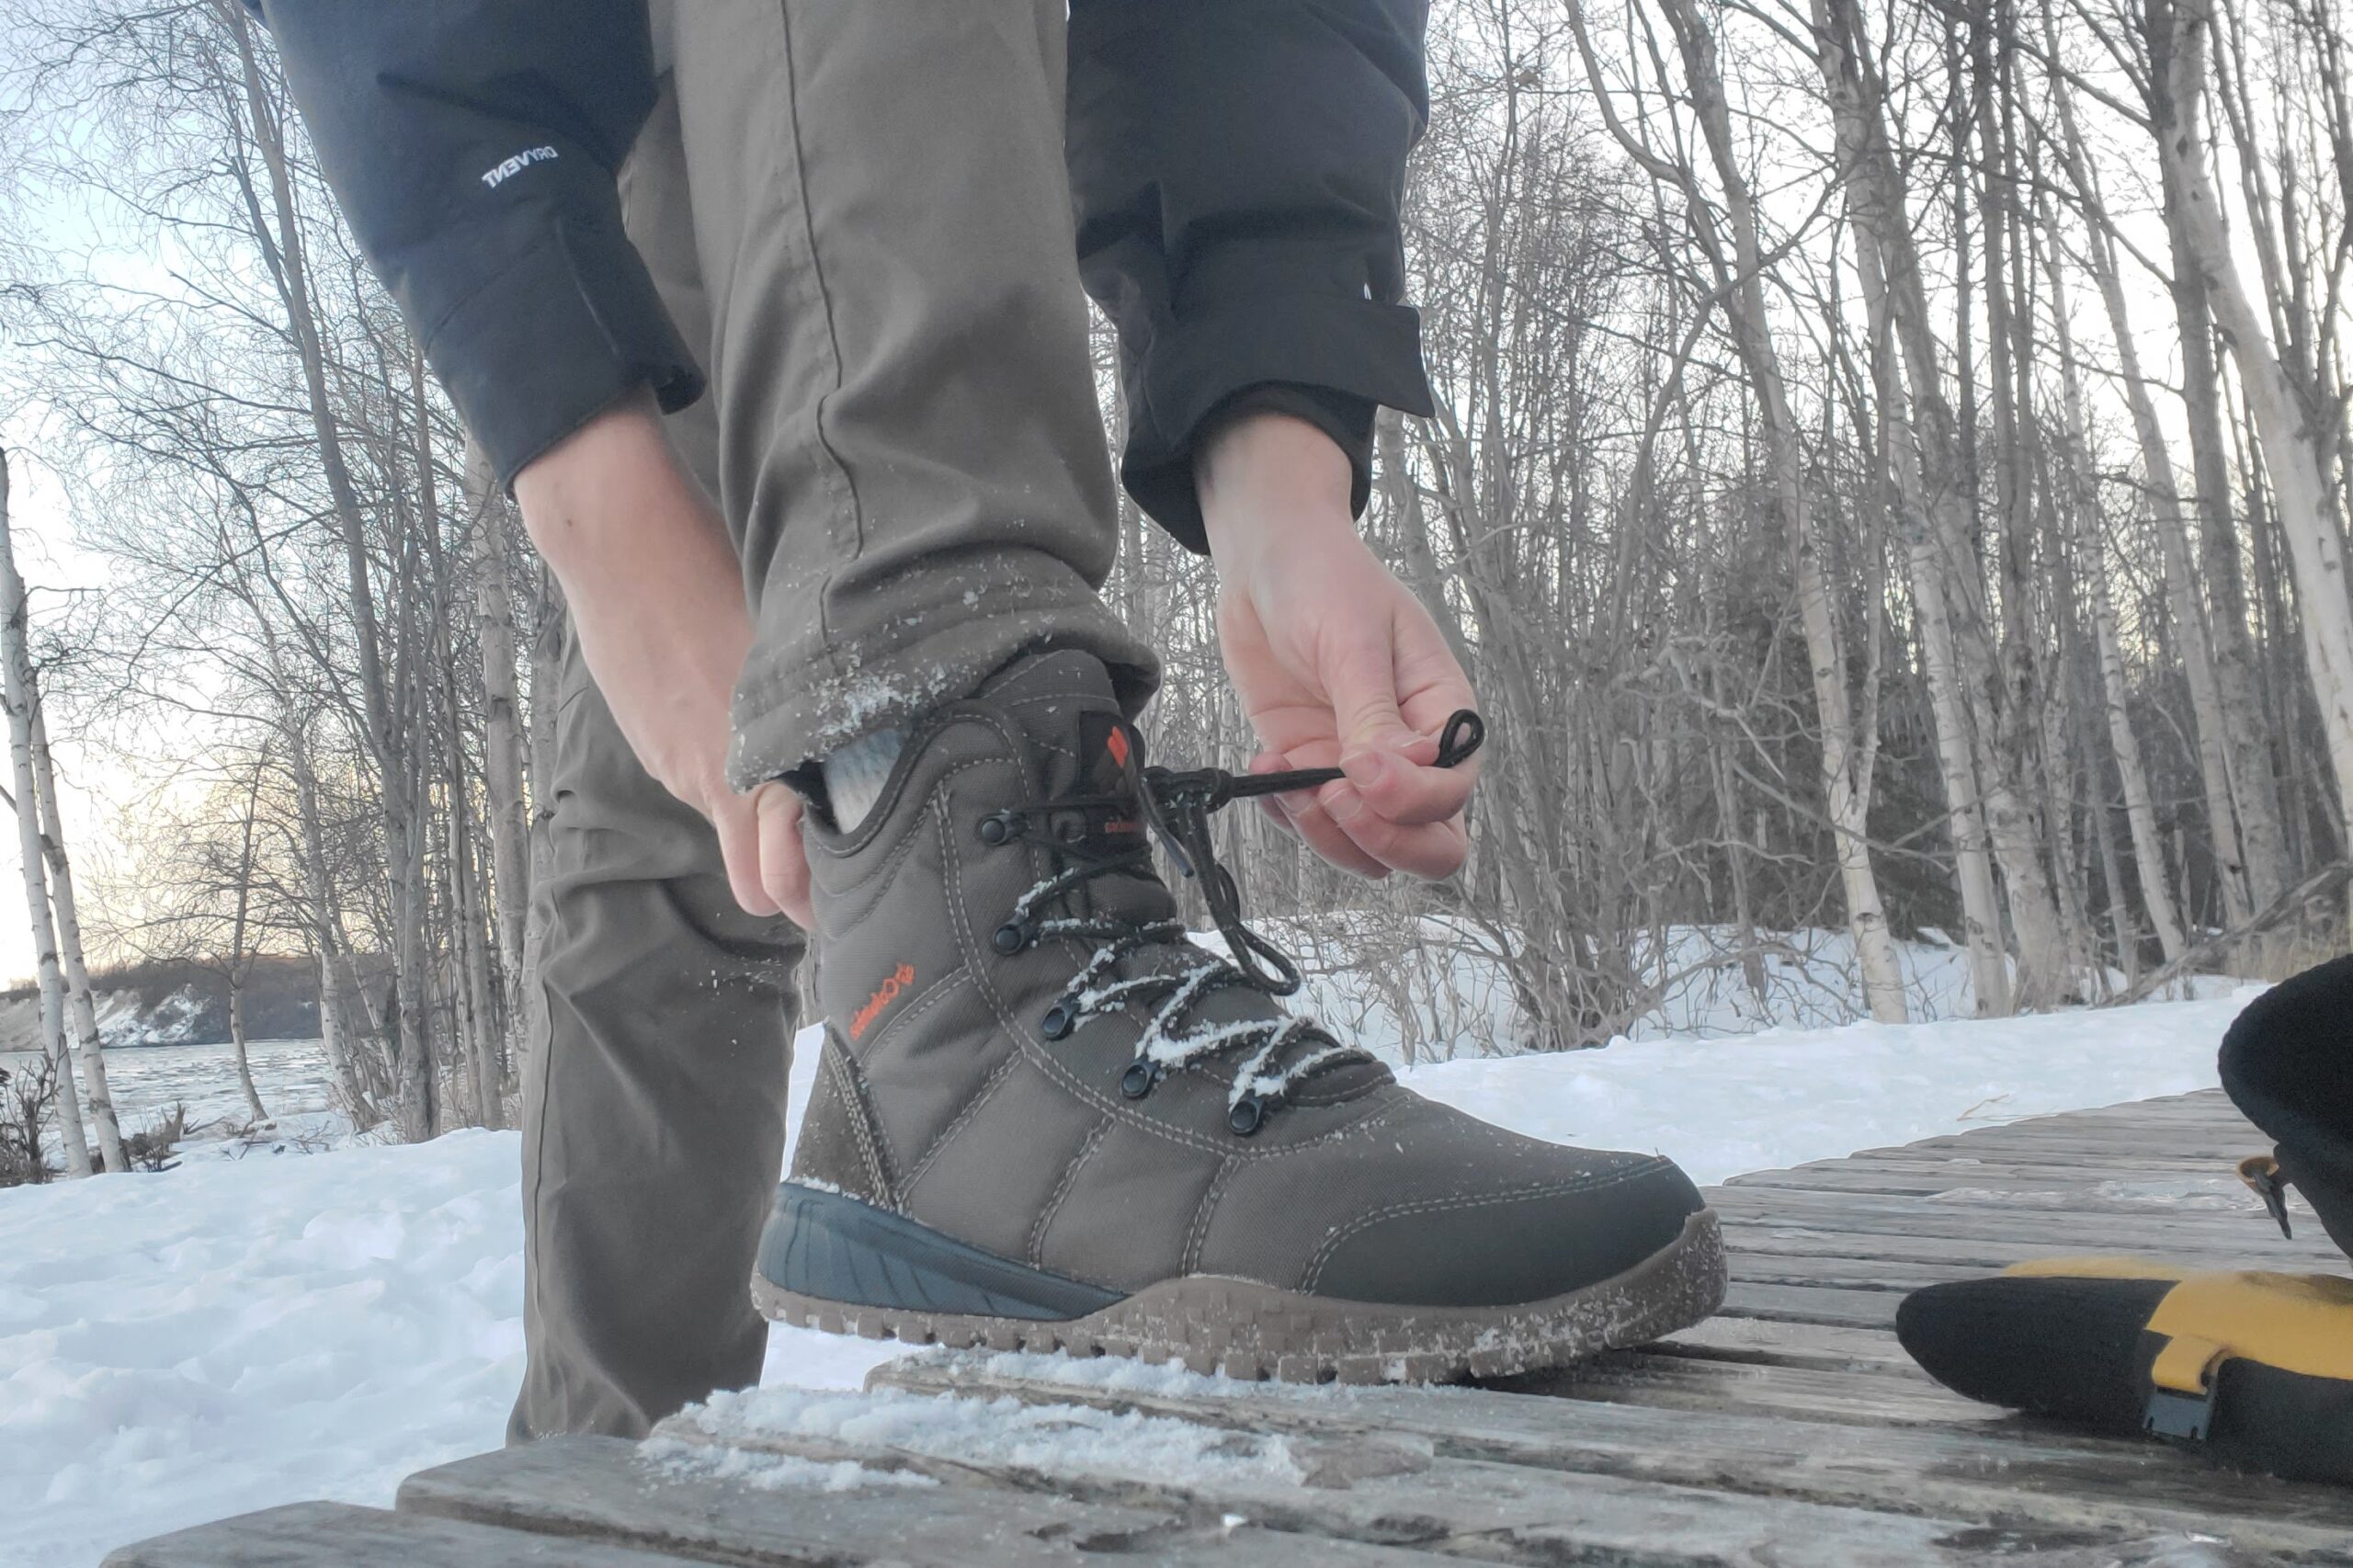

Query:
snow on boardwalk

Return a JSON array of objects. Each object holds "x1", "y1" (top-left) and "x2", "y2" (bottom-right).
[{"x1": 1, "y1": 990, "x2": 2263, "y2": 1566}]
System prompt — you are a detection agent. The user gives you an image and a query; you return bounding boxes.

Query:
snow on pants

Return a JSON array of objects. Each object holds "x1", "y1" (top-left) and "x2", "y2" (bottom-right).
[{"x1": 510, "y1": 0, "x2": 1156, "y2": 1441}]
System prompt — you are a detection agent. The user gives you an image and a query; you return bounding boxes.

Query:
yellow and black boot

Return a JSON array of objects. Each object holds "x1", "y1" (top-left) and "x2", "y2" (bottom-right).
[
  {"x1": 1899, "y1": 954, "x2": 2353, "y2": 1484},
  {"x1": 1896, "y1": 1259, "x2": 2353, "y2": 1484}
]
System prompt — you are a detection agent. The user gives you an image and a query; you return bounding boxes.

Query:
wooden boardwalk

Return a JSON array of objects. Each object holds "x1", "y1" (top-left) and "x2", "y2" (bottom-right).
[{"x1": 109, "y1": 1091, "x2": 2353, "y2": 1566}]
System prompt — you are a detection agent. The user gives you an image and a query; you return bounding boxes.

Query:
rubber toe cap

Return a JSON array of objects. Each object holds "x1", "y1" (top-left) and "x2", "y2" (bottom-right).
[{"x1": 1306, "y1": 1148, "x2": 1705, "y2": 1308}]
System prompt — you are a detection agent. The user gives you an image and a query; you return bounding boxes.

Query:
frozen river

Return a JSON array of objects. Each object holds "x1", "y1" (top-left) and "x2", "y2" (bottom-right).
[{"x1": 0, "y1": 1037, "x2": 335, "y2": 1136}]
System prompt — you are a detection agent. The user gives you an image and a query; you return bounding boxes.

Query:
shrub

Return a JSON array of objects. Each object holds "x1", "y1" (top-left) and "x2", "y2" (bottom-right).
[{"x1": 0, "y1": 1055, "x2": 59, "y2": 1187}]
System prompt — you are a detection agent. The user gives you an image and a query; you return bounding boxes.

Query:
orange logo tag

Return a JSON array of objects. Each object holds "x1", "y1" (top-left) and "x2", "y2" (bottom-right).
[{"x1": 850, "y1": 962, "x2": 915, "y2": 1040}]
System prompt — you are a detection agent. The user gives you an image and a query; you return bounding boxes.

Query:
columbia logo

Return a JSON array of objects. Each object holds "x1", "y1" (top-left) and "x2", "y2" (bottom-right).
[
  {"x1": 481, "y1": 145, "x2": 560, "y2": 189},
  {"x1": 850, "y1": 962, "x2": 916, "y2": 1040}
]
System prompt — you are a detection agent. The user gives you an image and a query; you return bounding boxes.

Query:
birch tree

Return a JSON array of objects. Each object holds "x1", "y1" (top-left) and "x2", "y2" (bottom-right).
[
  {"x1": 2153, "y1": 0, "x2": 2353, "y2": 929},
  {"x1": 0, "y1": 449, "x2": 96, "y2": 1176}
]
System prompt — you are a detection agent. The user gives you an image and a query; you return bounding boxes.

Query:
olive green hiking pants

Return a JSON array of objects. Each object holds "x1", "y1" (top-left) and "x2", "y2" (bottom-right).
[{"x1": 510, "y1": 0, "x2": 1154, "y2": 1441}]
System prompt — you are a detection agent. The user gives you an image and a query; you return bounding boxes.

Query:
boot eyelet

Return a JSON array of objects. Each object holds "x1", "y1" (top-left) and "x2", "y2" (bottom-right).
[
  {"x1": 977, "y1": 812, "x2": 1016, "y2": 846},
  {"x1": 1227, "y1": 1095, "x2": 1267, "y2": 1137},
  {"x1": 1120, "y1": 1061, "x2": 1155, "y2": 1099},
  {"x1": 1041, "y1": 1004, "x2": 1074, "y2": 1040},
  {"x1": 992, "y1": 921, "x2": 1028, "y2": 955}
]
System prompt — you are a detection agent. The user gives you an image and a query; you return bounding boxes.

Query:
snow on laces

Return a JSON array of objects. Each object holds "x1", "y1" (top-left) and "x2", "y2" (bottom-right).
[{"x1": 1000, "y1": 711, "x2": 1485, "y2": 1135}]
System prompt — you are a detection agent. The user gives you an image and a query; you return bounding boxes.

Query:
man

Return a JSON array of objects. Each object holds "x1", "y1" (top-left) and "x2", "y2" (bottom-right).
[{"x1": 259, "y1": 0, "x2": 1723, "y2": 1441}]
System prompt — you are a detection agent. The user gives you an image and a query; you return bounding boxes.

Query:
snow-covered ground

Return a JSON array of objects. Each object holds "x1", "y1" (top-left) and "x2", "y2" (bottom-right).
[{"x1": 0, "y1": 984, "x2": 2266, "y2": 1566}]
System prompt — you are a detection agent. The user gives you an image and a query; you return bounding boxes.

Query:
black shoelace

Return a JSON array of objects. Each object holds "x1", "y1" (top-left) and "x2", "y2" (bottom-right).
[{"x1": 981, "y1": 711, "x2": 1484, "y2": 1135}]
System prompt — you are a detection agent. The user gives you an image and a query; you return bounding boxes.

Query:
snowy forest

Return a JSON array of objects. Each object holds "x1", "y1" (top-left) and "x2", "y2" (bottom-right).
[{"x1": 2, "y1": 0, "x2": 2350, "y2": 1166}]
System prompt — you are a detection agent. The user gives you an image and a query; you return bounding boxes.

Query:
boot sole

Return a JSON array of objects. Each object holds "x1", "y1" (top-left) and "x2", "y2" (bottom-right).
[{"x1": 753, "y1": 1206, "x2": 1726, "y2": 1384}]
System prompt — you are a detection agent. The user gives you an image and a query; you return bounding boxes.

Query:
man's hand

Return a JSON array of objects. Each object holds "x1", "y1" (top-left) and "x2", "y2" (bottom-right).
[
  {"x1": 1198, "y1": 411, "x2": 1480, "y2": 880},
  {"x1": 513, "y1": 396, "x2": 813, "y2": 926}
]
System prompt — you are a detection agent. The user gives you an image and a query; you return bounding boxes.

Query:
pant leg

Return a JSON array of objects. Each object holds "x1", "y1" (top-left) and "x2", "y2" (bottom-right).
[
  {"x1": 662, "y1": 0, "x2": 1160, "y2": 790},
  {"x1": 507, "y1": 65, "x2": 802, "y2": 1445}
]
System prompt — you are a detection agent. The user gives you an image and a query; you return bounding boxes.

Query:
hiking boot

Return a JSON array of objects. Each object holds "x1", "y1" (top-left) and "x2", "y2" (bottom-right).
[{"x1": 755, "y1": 649, "x2": 1724, "y2": 1382}]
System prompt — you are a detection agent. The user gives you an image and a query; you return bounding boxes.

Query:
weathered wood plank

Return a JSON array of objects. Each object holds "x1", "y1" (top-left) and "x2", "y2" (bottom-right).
[
  {"x1": 1720, "y1": 1179, "x2": 2289, "y2": 1223},
  {"x1": 1652, "y1": 1316, "x2": 1917, "y2": 1372},
  {"x1": 1733, "y1": 1146, "x2": 2260, "y2": 1179},
  {"x1": 1716, "y1": 1221, "x2": 2274, "y2": 1272},
  {"x1": 1488, "y1": 1348, "x2": 1994, "y2": 1426},
  {"x1": 1724, "y1": 1251, "x2": 1984, "y2": 1291},
  {"x1": 654, "y1": 1390, "x2": 2222, "y2": 1566},
  {"x1": 1711, "y1": 1279, "x2": 1908, "y2": 1327},
  {"x1": 1865, "y1": 1111, "x2": 2255, "y2": 1139},
  {"x1": 2012, "y1": 1091, "x2": 2245, "y2": 1122},
  {"x1": 1889, "y1": 1126, "x2": 2262, "y2": 1158},
  {"x1": 1726, "y1": 1164, "x2": 2271, "y2": 1199},
  {"x1": 1749, "y1": 1153, "x2": 2269, "y2": 1182},
  {"x1": 865, "y1": 1355, "x2": 2353, "y2": 1558},
  {"x1": 400, "y1": 1435, "x2": 1446, "y2": 1565},
  {"x1": 101, "y1": 1502, "x2": 708, "y2": 1568},
  {"x1": 1707, "y1": 1186, "x2": 2332, "y2": 1257}
]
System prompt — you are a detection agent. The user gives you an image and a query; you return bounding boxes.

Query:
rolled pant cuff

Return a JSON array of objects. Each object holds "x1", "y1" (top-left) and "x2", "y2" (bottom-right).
[{"x1": 725, "y1": 557, "x2": 1160, "y2": 790}]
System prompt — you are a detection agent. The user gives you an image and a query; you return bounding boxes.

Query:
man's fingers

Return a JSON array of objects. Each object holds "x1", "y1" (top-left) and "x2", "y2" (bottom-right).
[
  {"x1": 1338, "y1": 742, "x2": 1479, "y2": 827},
  {"x1": 1289, "y1": 793, "x2": 1395, "y2": 880},
  {"x1": 711, "y1": 790, "x2": 784, "y2": 917},
  {"x1": 1324, "y1": 619, "x2": 1420, "y2": 767},
  {"x1": 1318, "y1": 777, "x2": 1471, "y2": 880},
  {"x1": 1324, "y1": 617, "x2": 1483, "y2": 835},
  {"x1": 1245, "y1": 755, "x2": 1302, "y2": 840},
  {"x1": 754, "y1": 782, "x2": 813, "y2": 928},
  {"x1": 1251, "y1": 754, "x2": 1388, "y2": 879}
]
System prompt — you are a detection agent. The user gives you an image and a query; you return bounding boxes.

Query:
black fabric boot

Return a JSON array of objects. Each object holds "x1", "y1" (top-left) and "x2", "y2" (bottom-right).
[
  {"x1": 2220, "y1": 954, "x2": 2353, "y2": 1262},
  {"x1": 757, "y1": 648, "x2": 1724, "y2": 1382},
  {"x1": 1897, "y1": 955, "x2": 2353, "y2": 1484}
]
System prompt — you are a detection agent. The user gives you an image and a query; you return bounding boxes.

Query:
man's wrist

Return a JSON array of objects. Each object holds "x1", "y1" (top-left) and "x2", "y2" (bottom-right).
[
  {"x1": 512, "y1": 391, "x2": 748, "y2": 645},
  {"x1": 1195, "y1": 409, "x2": 1360, "y2": 574},
  {"x1": 514, "y1": 392, "x2": 684, "y2": 578}
]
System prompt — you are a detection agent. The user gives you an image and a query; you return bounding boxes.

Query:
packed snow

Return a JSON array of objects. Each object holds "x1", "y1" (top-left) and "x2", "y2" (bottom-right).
[
  {"x1": 654, "y1": 1381, "x2": 1307, "y2": 1492},
  {"x1": 0, "y1": 980, "x2": 2269, "y2": 1566}
]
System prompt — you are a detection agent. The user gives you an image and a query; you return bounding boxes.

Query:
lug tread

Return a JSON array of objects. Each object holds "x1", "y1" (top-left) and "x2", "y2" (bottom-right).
[{"x1": 755, "y1": 1210, "x2": 1726, "y2": 1386}]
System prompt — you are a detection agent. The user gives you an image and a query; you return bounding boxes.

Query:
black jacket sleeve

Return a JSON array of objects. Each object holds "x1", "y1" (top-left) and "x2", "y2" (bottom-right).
[
  {"x1": 256, "y1": 0, "x2": 700, "y2": 490},
  {"x1": 1067, "y1": 0, "x2": 1438, "y2": 553}
]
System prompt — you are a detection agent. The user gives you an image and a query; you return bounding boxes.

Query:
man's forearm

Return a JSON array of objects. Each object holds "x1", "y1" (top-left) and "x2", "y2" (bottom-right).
[
  {"x1": 514, "y1": 396, "x2": 732, "y2": 606},
  {"x1": 512, "y1": 397, "x2": 748, "y2": 804}
]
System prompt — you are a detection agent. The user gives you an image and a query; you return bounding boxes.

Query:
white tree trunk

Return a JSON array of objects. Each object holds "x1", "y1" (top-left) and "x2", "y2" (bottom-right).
[
  {"x1": 30, "y1": 707, "x2": 129, "y2": 1169},
  {"x1": 252, "y1": 617, "x2": 373, "y2": 1124},
  {"x1": 2035, "y1": 16, "x2": 2251, "y2": 934},
  {"x1": 2160, "y1": 0, "x2": 2353, "y2": 911},
  {"x1": 1811, "y1": 0, "x2": 2067, "y2": 1006},
  {"x1": 2036, "y1": 229, "x2": 2189, "y2": 962},
  {"x1": 1657, "y1": 0, "x2": 1907, "y2": 1022},
  {"x1": 466, "y1": 441, "x2": 531, "y2": 1067},
  {"x1": 0, "y1": 450, "x2": 91, "y2": 1177},
  {"x1": 1850, "y1": 235, "x2": 2013, "y2": 1014},
  {"x1": 225, "y1": 763, "x2": 268, "y2": 1123}
]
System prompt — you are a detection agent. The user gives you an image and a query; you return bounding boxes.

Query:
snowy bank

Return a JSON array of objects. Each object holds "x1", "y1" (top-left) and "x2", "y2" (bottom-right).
[{"x1": 0, "y1": 988, "x2": 2264, "y2": 1566}]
